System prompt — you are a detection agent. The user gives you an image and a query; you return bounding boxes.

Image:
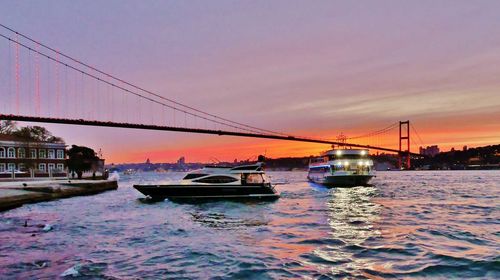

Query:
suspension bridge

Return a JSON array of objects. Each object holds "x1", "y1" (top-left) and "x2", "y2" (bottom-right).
[{"x1": 0, "y1": 24, "x2": 426, "y2": 168}]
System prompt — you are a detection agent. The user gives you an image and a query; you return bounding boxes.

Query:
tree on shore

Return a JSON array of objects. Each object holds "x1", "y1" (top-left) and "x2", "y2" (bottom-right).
[
  {"x1": 66, "y1": 145, "x2": 100, "y2": 179},
  {"x1": 0, "y1": 120, "x2": 17, "y2": 134},
  {"x1": 12, "y1": 126, "x2": 64, "y2": 143}
]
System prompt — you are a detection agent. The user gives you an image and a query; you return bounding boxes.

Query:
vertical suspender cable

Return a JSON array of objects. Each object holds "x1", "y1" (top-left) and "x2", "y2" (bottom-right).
[{"x1": 15, "y1": 34, "x2": 20, "y2": 114}]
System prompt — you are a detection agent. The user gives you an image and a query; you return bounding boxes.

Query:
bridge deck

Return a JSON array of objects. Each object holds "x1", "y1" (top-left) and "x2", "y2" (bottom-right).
[{"x1": 0, "y1": 114, "x2": 422, "y2": 157}]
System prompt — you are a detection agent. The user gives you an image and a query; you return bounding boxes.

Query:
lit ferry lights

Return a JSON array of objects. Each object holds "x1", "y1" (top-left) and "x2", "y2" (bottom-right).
[{"x1": 307, "y1": 149, "x2": 374, "y2": 187}]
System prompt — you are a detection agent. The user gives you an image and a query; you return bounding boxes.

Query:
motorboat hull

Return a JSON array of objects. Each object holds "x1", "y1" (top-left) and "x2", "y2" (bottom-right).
[
  {"x1": 133, "y1": 184, "x2": 280, "y2": 201},
  {"x1": 308, "y1": 174, "x2": 374, "y2": 188}
]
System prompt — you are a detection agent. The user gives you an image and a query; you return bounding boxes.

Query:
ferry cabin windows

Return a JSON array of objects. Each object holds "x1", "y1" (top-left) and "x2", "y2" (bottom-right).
[
  {"x1": 7, "y1": 163, "x2": 16, "y2": 172},
  {"x1": 48, "y1": 163, "x2": 55, "y2": 171},
  {"x1": 328, "y1": 154, "x2": 366, "y2": 160},
  {"x1": 309, "y1": 166, "x2": 330, "y2": 173},
  {"x1": 39, "y1": 149, "x2": 46, "y2": 159},
  {"x1": 57, "y1": 164, "x2": 64, "y2": 171},
  {"x1": 332, "y1": 161, "x2": 371, "y2": 173},
  {"x1": 0, "y1": 147, "x2": 5, "y2": 158},
  {"x1": 18, "y1": 148, "x2": 25, "y2": 158},
  {"x1": 31, "y1": 149, "x2": 37, "y2": 159},
  {"x1": 18, "y1": 163, "x2": 25, "y2": 171},
  {"x1": 48, "y1": 149, "x2": 55, "y2": 159},
  {"x1": 38, "y1": 164, "x2": 46, "y2": 172},
  {"x1": 56, "y1": 149, "x2": 64, "y2": 159},
  {"x1": 193, "y1": 176, "x2": 238, "y2": 184},
  {"x1": 333, "y1": 162, "x2": 353, "y2": 172},
  {"x1": 0, "y1": 163, "x2": 5, "y2": 172},
  {"x1": 7, "y1": 147, "x2": 15, "y2": 158}
]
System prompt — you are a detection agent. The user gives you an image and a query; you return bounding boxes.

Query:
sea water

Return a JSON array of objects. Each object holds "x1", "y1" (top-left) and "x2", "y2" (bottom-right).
[{"x1": 0, "y1": 171, "x2": 499, "y2": 279}]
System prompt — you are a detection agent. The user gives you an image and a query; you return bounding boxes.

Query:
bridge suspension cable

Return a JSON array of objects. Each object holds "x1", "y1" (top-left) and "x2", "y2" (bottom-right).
[
  {"x1": 0, "y1": 32, "x2": 280, "y2": 135},
  {"x1": 346, "y1": 122, "x2": 399, "y2": 140},
  {"x1": 410, "y1": 123, "x2": 425, "y2": 147},
  {"x1": 0, "y1": 24, "x2": 424, "y2": 156},
  {"x1": 0, "y1": 23, "x2": 288, "y2": 137}
]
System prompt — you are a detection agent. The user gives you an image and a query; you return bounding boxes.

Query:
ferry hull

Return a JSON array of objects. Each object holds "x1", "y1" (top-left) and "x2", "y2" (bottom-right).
[
  {"x1": 308, "y1": 175, "x2": 374, "y2": 187},
  {"x1": 133, "y1": 184, "x2": 279, "y2": 201}
]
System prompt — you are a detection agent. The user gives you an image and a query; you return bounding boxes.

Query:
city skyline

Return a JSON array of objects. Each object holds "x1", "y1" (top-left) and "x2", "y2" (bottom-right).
[{"x1": 1, "y1": 1, "x2": 500, "y2": 163}]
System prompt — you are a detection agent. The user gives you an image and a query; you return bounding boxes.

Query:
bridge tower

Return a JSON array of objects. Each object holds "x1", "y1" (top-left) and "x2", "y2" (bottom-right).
[{"x1": 399, "y1": 120, "x2": 411, "y2": 169}]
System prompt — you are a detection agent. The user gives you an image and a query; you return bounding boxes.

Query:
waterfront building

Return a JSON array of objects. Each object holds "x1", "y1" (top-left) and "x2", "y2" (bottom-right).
[
  {"x1": 0, "y1": 134, "x2": 67, "y2": 178},
  {"x1": 419, "y1": 145, "x2": 440, "y2": 157}
]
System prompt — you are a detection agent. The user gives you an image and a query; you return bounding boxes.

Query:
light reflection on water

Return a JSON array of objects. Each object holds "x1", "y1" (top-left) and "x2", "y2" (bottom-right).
[{"x1": 0, "y1": 171, "x2": 499, "y2": 279}]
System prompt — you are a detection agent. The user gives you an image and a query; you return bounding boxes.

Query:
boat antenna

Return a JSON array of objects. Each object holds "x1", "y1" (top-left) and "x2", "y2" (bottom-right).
[{"x1": 336, "y1": 133, "x2": 347, "y2": 149}]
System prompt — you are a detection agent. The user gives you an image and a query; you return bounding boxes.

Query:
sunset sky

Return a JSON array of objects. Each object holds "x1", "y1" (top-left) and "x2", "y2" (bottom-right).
[{"x1": 1, "y1": 1, "x2": 500, "y2": 163}]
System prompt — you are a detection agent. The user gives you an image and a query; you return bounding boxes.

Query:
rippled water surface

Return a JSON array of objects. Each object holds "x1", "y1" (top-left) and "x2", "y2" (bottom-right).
[{"x1": 1, "y1": 171, "x2": 499, "y2": 279}]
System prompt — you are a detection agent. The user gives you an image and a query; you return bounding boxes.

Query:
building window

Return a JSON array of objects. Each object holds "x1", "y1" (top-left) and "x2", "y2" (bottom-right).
[
  {"x1": 39, "y1": 149, "x2": 46, "y2": 159},
  {"x1": 7, "y1": 163, "x2": 16, "y2": 172},
  {"x1": 0, "y1": 147, "x2": 5, "y2": 158},
  {"x1": 56, "y1": 163, "x2": 64, "y2": 171},
  {"x1": 48, "y1": 149, "x2": 55, "y2": 159},
  {"x1": 18, "y1": 148, "x2": 26, "y2": 158},
  {"x1": 56, "y1": 149, "x2": 64, "y2": 159},
  {"x1": 18, "y1": 163, "x2": 25, "y2": 171},
  {"x1": 31, "y1": 149, "x2": 37, "y2": 159},
  {"x1": 38, "y1": 163, "x2": 46, "y2": 172},
  {"x1": 48, "y1": 163, "x2": 55, "y2": 171},
  {"x1": 0, "y1": 163, "x2": 5, "y2": 172},
  {"x1": 7, "y1": 147, "x2": 16, "y2": 158}
]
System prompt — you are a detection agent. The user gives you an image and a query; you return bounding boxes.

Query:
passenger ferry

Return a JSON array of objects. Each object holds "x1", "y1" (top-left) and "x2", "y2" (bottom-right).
[{"x1": 307, "y1": 149, "x2": 374, "y2": 187}]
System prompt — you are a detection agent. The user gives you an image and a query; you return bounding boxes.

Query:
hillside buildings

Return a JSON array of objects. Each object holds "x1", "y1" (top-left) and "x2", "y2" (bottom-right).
[{"x1": 419, "y1": 145, "x2": 440, "y2": 157}]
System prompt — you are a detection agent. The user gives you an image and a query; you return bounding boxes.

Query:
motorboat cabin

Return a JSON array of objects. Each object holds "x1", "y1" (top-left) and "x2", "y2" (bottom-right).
[{"x1": 134, "y1": 162, "x2": 279, "y2": 201}]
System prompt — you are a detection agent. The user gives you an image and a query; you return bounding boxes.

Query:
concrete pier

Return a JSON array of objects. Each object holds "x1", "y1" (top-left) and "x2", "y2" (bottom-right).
[{"x1": 0, "y1": 179, "x2": 118, "y2": 212}]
